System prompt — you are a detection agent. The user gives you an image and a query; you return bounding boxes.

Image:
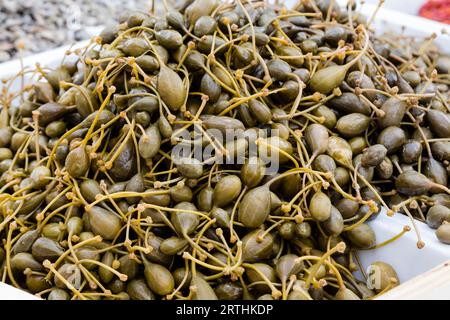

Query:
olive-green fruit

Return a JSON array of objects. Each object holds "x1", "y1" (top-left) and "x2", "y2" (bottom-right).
[
  {"x1": 160, "y1": 237, "x2": 188, "y2": 255},
  {"x1": 119, "y1": 38, "x2": 150, "y2": 57},
  {"x1": 395, "y1": 170, "x2": 434, "y2": 196},
  {"x1": 144, "y1": 262, "x2": 175, "y2": 296},
  {"x1": 309, "y1": 191, "x2": 331, "y2": 222},
  {"x1": 76, "y1": 246, "x2": 101, "y2": 270},
  {"x1": 324, "y1": 26, "x2": 347, "y2": 45},
  {"x1": 335, "y1": 288, "x2": 360, "y2": 300},
  {"x1": 0, "y1": 128, "x2": 12, "y2": 148},
  {"x1": 172, "y1": 267, "x2": 192, "y2": 291},
  {"x1": 329, "y1": 93, "x2": 370, "y2": 115},
  {"x1": 31, "y1": 237, "x2": 64, "y2": 262},
  {"x1": 267, "y1": 59, "x2": 291, "y2": 81},
  {"x1": 194, "y1": 16, "x2": 217, "y2": 37},
  {"x1": 402, "y1": 71, "x2": 421, "y2": 87},
  {"x1": 241, "y1": 157, "x2": 265, "y2": 188},
  {"x1": 431, "y1": 194, "x2": 450, "y2": 208},
  {"x1": 426, "y1": 205, "x2": 450, "y2": 229},
  {"x1": 309, "y1": 65, "x2": 348, "y2": 94},
  {"x1": 249, "y1": 99, "x2": 272, "y2": 124},
  {"x1": 401, "y1": 140, "x2": 422, "y2": 164},
  {"x1": 117, "y1": 255, "x2": 139, "y2": 280},
  {"x1": 42, "y1": 223, "x2": 64, "y2": 240},
  {"x1": 346, "y1": 223, "x2": 376, "y2": 249},
  {"x1": 288, "y1": 281, "x2": 312, "y2": 300},
  {"x1": 276, "y1": 46, "x2": 304, "y2": 67},
  {"x1": 15, "y1": 191, "x2": 47, "y2": 216},
  {"x1": 202, "y1": 115, "x2": 245, "y2": 134},
  {"x1": 127, "y1": 279, "x2": 155, "y2": 300},
  {"x1": 143, "y1": 189, "x2": 171, "y2": 207},
  {"x1": 295, "y1": 222, "x2": 312, "y2": 239},
  {"x1": 378, "y1": 97, "x2": 407, "y2": 128},
  {"x1": 12, "y1": 230, "x2": 40, "y2": 255},
  {"x1": 80, "y1": 110, "x2": 115, "y2": 129},
  {"x1": 305, "y1": 123, "x2": 329, "y2": 155},
  {"x1": 87, "y1": 206, "x2": 122, "y2": 240},
  {"x1": 157, "y1": 66, "x2": 186, "y2": 111},
  {"x1": 135, "y1": 55, "x2": 160, "y2": 73},
  {"x1": 347, "y1": 71, "x2": 376, "y2": 101},
  {"x1": 10, "y1": 131, "x2": 27, "y2": 152},
  {"x1": 278, "y1": 221, "x2": 296, "y2": 240},
  {"x1": 276, "y1": 254, "x2": 304, "y2": 282},
  {"x1": 335, "y1": 198, "x2": 359, "y2": 219},
  {"x1": 48, "y1": 289, "x2": 70, "y2": 300},
  {"x1": 349, "y1": 136, "x2": 368, "y2": 155},
  {"x1": 427, "y1": 109, "x2": 450, "y2": 138},
  {"x1": 11, "y1": 252, "x2": 44, "y2": 272},
  {"x1": 215, "y1": 282, "x2": 243, "y2": 300},
  {"x1": 139, "y1": 125, "x2": 161, "y2": 160},
  {"x1": 300, "y1": 39, "x2": 317, "y2": 53},
  {"x1": 436, "y1": 223, "x2": 450, "y2": 244},
  {"x1": 322, "y1": 206, "x2": 344, "y2": 235},
  {"x1": 376, "y1": 157, "x2": 393, "y2": 179},
  {"x1": 125, "y1": 173, "x2": 145, "y2": 204},
  {"x1": 424, "y1": 158, "x2": 448, "y2": 193},
  {"x1": 196, "y1": 186, "x2": 214, "y2": 211},
  {"x1": 54, "y1": 264, "x2": 82, "y2": 289},
  {"x1": 313, "y1": 154, "x2": 336, "y2": 174},
  {"x1": 176, "y1": 157, "x2": 203, "y2": 179},
  {"x1": 368, "y1": 262, "x2": 399, "y2": 293},
  {"x1": 109, "y1": 278, "x2": 126, "y2": 295},
  {"x1": 242, "y1": 230, "x2": 274, "y2": 262},
  {"x1": 258, "y1": 136, "x2": 293, "y2": 164},
  {"x1": 156, "y1": 30, "x2": 183, "y2": 49},
  {"x1": 210, "y1": 207, "x2": 230, "y2": 228},
  {"x1": 336, "y1": 113, "x2": 371, "y2": 138},
  {"x1": 170, "y1": 184, "x2": 193, "y2": 203},
  {"x1": 35, "y1": 103, "x2": 70, "y2": 126},
  {"x1": 201, "y1": 73, "x2": 221, "y2": 103},
  {"x1": 432, "y1": 141, "x2": 450, "y2": 161},
  {"x1": 66, "y1": 217, "x2": 83, "y2": 236},
  {"x1": 145, "y1": 233, "x2": 172, "y2": 266},
  {"x1": 65, "y1": 146, "x2": 90, "y2": 178},
  {"x1": 191, "y1": 274, "x2": 218, "y2": 300},
  {"x1": 238, "y1": 186, "x2": 271, "y2": 228},
  {"x1": 308, "y1": 107, "x2": 333, "y2": 131},
  {"x1": 171, "y1": 202, "x2": 199, "y2": 235},
  {"x1": 377, "y1": 126, "x2": 406, "y2": 154},
  {"x1": 185, "y1": 0, "x2": 219, "y2": 25},
  {"x1": 246, "y1": 263, "x2": 276, "y2": 293},
  {"x1": 99, "y1": 251, "x2": 115, "y2": 284},
  {"x1": 110, "y1": 139, "x2": 137, "y2": 182},
  {"x1": 45, "y1": 121, "x2": 66, "y2": 138},
  {"x1": 80, "y1": 179, "x2": 103, "y2": 203},
  {"x1": 327, "y1": 136, "x2": 353, "y2": 167},
  {"x1": 361, "y1": 144, "x2": 387, "y2": 167},
  {"x1": 213, "y1": 175, "x2": 242, "y2": 207}
]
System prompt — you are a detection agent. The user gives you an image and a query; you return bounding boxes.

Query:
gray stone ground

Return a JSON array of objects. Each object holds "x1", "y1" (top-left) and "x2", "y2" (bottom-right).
[{"x1": 0, "y1": 0, "x2": 153, "y2": 62}]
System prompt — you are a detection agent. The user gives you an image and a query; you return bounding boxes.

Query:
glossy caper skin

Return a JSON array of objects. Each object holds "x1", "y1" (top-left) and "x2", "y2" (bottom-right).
[
  {"x1": 213, "y1": 175, "x2": 242, "y2": 208},
  {"x1": 426, "y1": 205, "x2": 450, "y2": 229},
  {"x1": 368, "y1": 262, "x2": 399, "y2": 293},
  {"x1": 436, "y1": 223, "x2": 450, "y2": 244},
  {"x1": 346, "y1": 223, "x2": 376, "y2": 249}
]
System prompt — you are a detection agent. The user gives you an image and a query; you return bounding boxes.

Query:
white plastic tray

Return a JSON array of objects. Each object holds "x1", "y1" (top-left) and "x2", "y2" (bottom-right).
[{"x1": 0, "y1": 1, "x2": 449, "y2": 299}]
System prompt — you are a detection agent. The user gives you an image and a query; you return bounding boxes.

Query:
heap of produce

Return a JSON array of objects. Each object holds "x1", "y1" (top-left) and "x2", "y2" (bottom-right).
[{"x1": 0, "y1": 0, "x2": 449, "y2": 300}]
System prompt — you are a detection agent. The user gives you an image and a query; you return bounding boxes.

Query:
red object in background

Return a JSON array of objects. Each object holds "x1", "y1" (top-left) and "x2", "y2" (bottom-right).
[{"x1": 420, "y1": 0, "x2": 450, "y2": 24}]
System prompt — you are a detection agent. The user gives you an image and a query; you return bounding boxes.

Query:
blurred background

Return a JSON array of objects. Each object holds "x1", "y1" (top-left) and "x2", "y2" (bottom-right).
[
  {"x1": 0, "y1": 0, "x2": 449, "y2": 63},
  {"x1": 0, "y1": 0, "x2": 152, "y2": 62}
]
